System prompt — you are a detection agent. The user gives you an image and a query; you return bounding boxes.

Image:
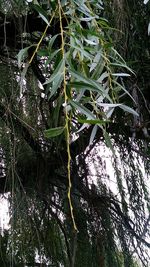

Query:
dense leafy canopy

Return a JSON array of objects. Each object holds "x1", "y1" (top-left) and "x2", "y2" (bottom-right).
[{"x1": 0, "y1": 0, "x2": 150, "y2": 266}]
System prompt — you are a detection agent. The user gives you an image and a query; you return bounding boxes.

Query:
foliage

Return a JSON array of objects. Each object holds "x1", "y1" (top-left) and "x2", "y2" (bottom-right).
[{"x1": 0, "y1": 0, "x2": 149, "y2": 266}]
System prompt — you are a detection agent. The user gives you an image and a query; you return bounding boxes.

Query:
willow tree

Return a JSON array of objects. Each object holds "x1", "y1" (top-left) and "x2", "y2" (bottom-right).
[{"x1": 0, "y1": 0, "x2": 149, "y2": 266}]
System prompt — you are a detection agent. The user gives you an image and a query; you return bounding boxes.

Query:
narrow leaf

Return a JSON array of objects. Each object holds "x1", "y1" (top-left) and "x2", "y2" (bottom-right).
[
  {"x1": 144, "y1": 0, "x2": 149, "y2": 4},
  {"x1": 78, "y1": 119, "x2": 109, "y2": 125},
  {"x1": 103, "y1": 131, "x2": 115, "y2": 154},
  {"x1": 112, "y1": 73, "x2": 130, "y2": 77},
  {"x1": 70, "y1": 100, "x2": 95, "y2": 119},
  {"x1": 44, "y1": 57, "x2": 65, "y2": 84},
  {"x1": 17, "y1": 45, "x2": 35, "y2": 68},
  {"x1": 70, "y1": 70, "x2": 105, "y2": 94},
  {"x1": 89, "y1": 125, "x2": 98, "y2": 144},
  {"x1": 32, "y1": 4, "x2": 49, "y2": 25},
  {"x1": 44, "y1": 127, "x2": 64, "y2": 138},
  {"x1": 119, "y1": 104, "x2": 139, "y2": 116},
  {"x1": 48, "y1": 34, "x2": 60, "y2": 50},
  {"x1": 113, "y1": 80, "x2": 136, "y2": 103},
  {"x1": 48, "y1": 73, "x2": 64, "y2": 99}
]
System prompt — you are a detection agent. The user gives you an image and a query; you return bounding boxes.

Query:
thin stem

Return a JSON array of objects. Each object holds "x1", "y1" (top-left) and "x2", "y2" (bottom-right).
[{"x1": 58, "y1": 0, "x2": 77, "y2": 232}]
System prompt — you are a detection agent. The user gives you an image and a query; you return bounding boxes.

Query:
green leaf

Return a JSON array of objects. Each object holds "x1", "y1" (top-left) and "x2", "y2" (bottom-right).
[
  {"x1": 44, "y1": 127, "x2": 64, "y2": 138},
  {"x1": 84, "y1": 38, "x2": 98, "y2": 46},
  {"x1": 74, "y1": 0, "x2": 93, "y2": 17},
  {"x1": 119, "y1": 104, "x2": 139, "y2": 116},
  {"x1": 32, "y1": 4, "x2": 49, "y2": 25},
  {"x1": 71, "y1": 45, "x2": 92, "y2": 60},
  {"x1": 113, "y1": 81, "x2": 136, "y2": 103},
  {"x1": 45, "y1": 49, "x2": 61, "y2": 67},
  {"x1": 48, "y1": 73, "x2": 64, "y2": 99},
  {"x1": 17, "y1": 45, "x2": 35, "y2": 68},
  {"x1": 96, "y1": 103, "x2": 121, "y2": 108},
  {"x1": 97, "y1": 71, "x2": 109, "y2": 83},
  {"x1": 80, "y1": 17, "x2": 97, "y2": 22},
  {"x1": 112, "y1": 73, "x2": 130, "y2": 77},
  {"x1": 48, "y1": 34, "x2": 60, "y2": 50},
  {"x1": 96, "y1": 103, "x2": 139, "y2": 116},
  {"x1": 44, "y1": 57, "x2": 65, "y2": 85},
  {"x1": 103, "y1": 130, "x2": 115, "y2": 154},
  {"x1": 70, "y1": 70, "x2": 106, "y2": 94},
  {"x1": 70, "y1": 81, "x2": 105, "y2": 95},
  {"x1": 78, "y1": 119, "x2": 109, "y2": 125},
  {"x1": 89, "y1": 125, "x2": 98, "y2": 144},
  {"x1": 110, "y1": 62, "x2": 134, "y2": 74},
  {"x1": 37, "y1": 49, "x2": 48, "y2": 56},
  {"x1": 90, "y1": 51, "x2": 105, "y2": 79},
  {"x1": 106, "y1": 107, "x2": 115, "y2": 118},
  {"x1": 70, "y1": 100, "x2": 95, "y2": 119}
]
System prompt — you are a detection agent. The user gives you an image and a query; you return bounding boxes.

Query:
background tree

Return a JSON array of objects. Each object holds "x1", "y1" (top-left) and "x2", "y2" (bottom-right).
[{"x1": 0, "y1": 0, "x2": 149, "y2": 266}]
